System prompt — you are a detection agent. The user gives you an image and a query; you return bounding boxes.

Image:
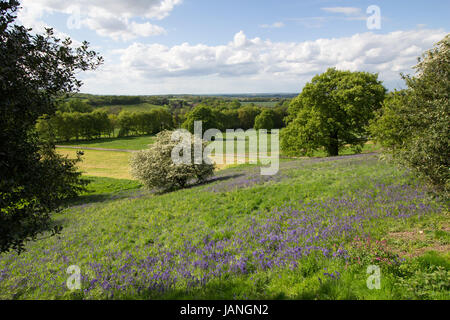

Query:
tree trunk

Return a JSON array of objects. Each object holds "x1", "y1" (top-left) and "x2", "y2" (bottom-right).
[{"x1": 327, "y1": 132, "x2": 339, "y2": 156}]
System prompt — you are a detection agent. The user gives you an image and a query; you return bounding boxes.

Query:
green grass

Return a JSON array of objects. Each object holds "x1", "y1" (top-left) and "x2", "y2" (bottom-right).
[
  {"x1": 305, "y1": 142, "x2": 380, "y2": 158},
  {"x1": 67, "y1": 176, "x2": 143, "y2": 207},
  {"x1": 59, "y1": 135, "x2": 155, "y2": 150},
  {"x1": 0, "y1": 155, "x2": 448, "y2": 300},
  {"x1": 82, "y1": 176, "x2": 142, "y2": 195},
  {"x1": 95, "y1": 103, "x2": 168, "y2": 113}
]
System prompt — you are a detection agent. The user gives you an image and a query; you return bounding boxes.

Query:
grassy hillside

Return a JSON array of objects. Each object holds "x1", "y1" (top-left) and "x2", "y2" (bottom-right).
[{"x1": 0, "y1": 155, "x2": 448, "y2": 300}]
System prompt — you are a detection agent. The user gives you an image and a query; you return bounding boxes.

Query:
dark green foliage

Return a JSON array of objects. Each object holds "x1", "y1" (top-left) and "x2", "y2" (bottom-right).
[
  {"x1": 254, "y1": 109, "x2": 275, "y2": 131},
  {"x1": 238, "y1": 105, "x2": 261, "y2": 130},
  {"x1": 0, "y1": 0, "x2": 102, "y2": 253},
  {"x1": 57, "y1": 99, "x2": 93, "y2": 113},
  {"x1": 272, "y1": 103, "x2": 288, "y2": 128},
  {"x1": 182, "y1": 104, "x2": 219, "y2": 134},
  {"x1": 86, "y1": 95, "x2": 142, "y2": 106},
  {"x1": 281, "y1": 68, "x2": 386, "y2": 156},
  {"x1": 37, "y1": 110, "x2": 114, "y2": 141},
  {"x1": 117, "y1": 108, "x2": 173, "y2": 137},
  {"x1": 218, "y1": 109, "x2": 240, "y2": 130},
  {"x1": 37, "y1": 107, "x2": 173, "y2": 142},
  {"x1": 370, "y1": 35, "x2": 449, "y2": 194}
]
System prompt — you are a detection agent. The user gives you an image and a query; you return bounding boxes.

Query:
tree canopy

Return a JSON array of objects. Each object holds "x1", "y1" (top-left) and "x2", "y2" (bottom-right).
[
  {"x1": 254, "y1": 109, "x2": 275, "y2": 131},
  {"x1": 281, "y1": 68, "x2": 386, "y2": 156},
  {"x1": 182, "y1": 105, "x2": 219, "y2": 134},
  {"x1": 0, "y1": 0, "x2": 102, "y2": 253}
]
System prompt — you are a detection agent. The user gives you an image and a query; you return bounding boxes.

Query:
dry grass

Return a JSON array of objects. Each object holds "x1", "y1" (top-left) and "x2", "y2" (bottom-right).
[
  {"x1": 387, "y1": 222, "x2": 450, "y2": 258},
  {"x1": 57, "y1": 148, "x2": 133, "y2": 180}
]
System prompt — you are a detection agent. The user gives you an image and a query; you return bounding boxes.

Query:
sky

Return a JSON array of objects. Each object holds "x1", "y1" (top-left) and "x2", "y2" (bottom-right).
[{"x1": 17, "y1": 0, "x2": 449, "y2": 95}]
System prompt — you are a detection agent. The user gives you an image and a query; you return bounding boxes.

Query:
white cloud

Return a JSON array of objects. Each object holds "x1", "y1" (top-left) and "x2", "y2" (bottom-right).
[
  {"x1": 82, "y1": 11, "x2": 166, "y2": 41},
  {"x1": 321, "y1": 7, "x2": 362, "y2": 15},
  {"x1": 18, "y1": 0, "x2": 181, "y2": 41},
  {"x1": 80, "y1": 28, "x2": 447, "y2": 94},
  {"x1": 260, "y1": 22, "x2": 285, "y2": 29}
]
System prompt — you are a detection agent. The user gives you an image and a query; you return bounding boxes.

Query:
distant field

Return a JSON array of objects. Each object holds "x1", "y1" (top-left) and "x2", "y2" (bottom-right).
[
  {"x1": 240, "y1": 101, "x2": 278, "y2": 107},
  {"x1": 59, "y1": 135, "x2": 155, "y2": 150},
  {"x1": 57, "y1": 148, "x2": 133, "y2": 180},
  {"x1": 95, "y1": 103, "x2": 168, "y2": 113}
]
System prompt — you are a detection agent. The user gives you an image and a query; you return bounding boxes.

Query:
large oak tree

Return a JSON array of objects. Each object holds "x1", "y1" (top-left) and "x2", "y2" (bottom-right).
[{"x1": 281, "y1": 68, "x2": 386, "y2": 156}]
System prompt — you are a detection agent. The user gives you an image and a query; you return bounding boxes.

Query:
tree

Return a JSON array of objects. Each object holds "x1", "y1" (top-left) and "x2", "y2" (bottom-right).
[
  {"x1": 370, "y1": 35, "x2": 449, "y2": 193},
  {"x1": 130, "y1": 131, "x2": 215, "y2": 192},
  {"x1": 117, "y1": 111, "x2": 134, "y2": 137},
  {"x1": 272, "y1": 103, "x2": 289, "y2": 129},
  {"x1": 0, "y1": 1, "x2": 102, "y2": 253},
  {"x1": 182, "y1": 104, "x2": 218, "y2": 134},
  {"x1": 218, "y1": 109, "x2": 240, "y2": 130},
  {"x1": 281, "y1": 68, "x2": 386, "y2": 156},
  {"x1": 58, "y1": 99, "x2": 93, "y2": 113},
  {"x1": 254, "y1": 109, "x2": 275, "y2": 131},
  {"x1": 238, "y1": 105, "x2": 261, "y2": 130}
]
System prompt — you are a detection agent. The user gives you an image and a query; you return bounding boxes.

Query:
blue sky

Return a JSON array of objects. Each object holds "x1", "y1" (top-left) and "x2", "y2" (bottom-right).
[{"x1": 18, "y1": 0, "x2": 449, "y2": 94}]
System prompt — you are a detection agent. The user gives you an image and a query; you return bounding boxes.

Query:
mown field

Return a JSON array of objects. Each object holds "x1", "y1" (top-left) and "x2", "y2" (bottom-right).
[
  {"x1": 57, "y1": 148, "x2": 133, "y2": 180},
  {"x1": 58, "y1": 135, "x2": 155, "y2": 150},
  {"x1": 94, "y1": 103, "x2": 168, "y2": 113},
  {"x1": 0, "y1": 154, "x2": 448, "y2": 300}
]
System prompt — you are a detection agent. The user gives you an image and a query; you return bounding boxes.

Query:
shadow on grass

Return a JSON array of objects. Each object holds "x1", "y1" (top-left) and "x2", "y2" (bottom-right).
[
  {"x1": 127, "y1": 276, "x2": 325, "y2": 300},
  {"x1": 154, "y1": 173, "x2": 247, "y2": 195},
  {"x1": 63, "y1": 189, "x2": 149, "y2": 208}
]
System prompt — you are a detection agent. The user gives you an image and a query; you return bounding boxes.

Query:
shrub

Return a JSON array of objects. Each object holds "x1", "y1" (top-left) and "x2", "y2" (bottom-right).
[
  {"x1": 370, "y1": 35, "x2": 449, "y2": 194},
  {"x1": 130, "y1": 130, "x2": 215, "y2": 192}
]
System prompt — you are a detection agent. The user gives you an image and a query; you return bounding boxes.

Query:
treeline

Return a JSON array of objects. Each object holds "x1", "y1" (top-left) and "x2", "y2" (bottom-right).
[
  {"x1": 116, "y1": 108, "x2": 173, "y2": 137},
  {"x1": 73, "y1": 95, "x2": 171, "y2": 107},
  {"x1": 182, "y1": 103, "x2": 288, "y2": 134},
  {"x1": 38, "y1": 96, "x2": 291, "y2": 142},
  {"x1": 37, "y1": 108, "x2": 173, "y2": 142},
  {"x1": 86, "y1": 95, "x2": 142, "y2": 106}
]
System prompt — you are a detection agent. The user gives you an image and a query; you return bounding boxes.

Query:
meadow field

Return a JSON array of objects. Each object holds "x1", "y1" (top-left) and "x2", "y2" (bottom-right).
[
  {"x1": 94, "y1": 103, "x2": 168, "y2": 113},
  {"x1": 1, "y1": 153, "x2": 448, "y2": 300},
  {"x1": 56, "y1": 134, "x2": 381, "y2": 176}
]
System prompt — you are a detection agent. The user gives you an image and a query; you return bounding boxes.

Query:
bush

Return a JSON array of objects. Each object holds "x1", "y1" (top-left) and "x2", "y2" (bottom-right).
[
  {"x1": 130, "y1": 130, "x2": 215, "y2": 192},
  {"x1": 370, "y1": 35, "x2": 449, "y2": 194}
]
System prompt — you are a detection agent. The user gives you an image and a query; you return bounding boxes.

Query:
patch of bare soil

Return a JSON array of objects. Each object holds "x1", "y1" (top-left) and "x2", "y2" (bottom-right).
[{"x1": 388, "y1": 224, "x2": 450, "y2": 258}]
